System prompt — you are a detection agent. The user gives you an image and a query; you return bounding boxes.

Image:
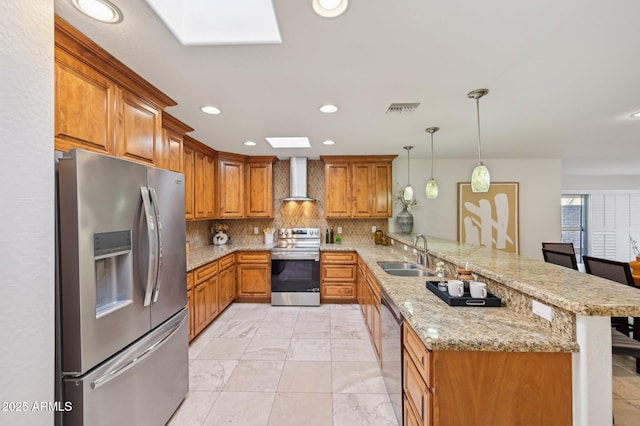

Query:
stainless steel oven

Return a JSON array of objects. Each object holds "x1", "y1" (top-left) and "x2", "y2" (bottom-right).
[{"x1": 271, "y1": 228, "x2": 321, "y2": 306}]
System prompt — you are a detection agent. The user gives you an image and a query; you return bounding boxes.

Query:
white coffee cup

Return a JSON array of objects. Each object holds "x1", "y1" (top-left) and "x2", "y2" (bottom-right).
[
  {"x1": 447, "y1": 280, "x2": 464, "y2": 297},
  {"x1": 469, "y1": 281, "x2": 487, "y2": 298}
]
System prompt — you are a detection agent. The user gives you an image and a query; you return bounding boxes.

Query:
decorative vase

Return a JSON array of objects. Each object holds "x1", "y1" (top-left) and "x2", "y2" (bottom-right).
[{"x1": 396, "y1": 207, "x2": 414, "y2": 234}]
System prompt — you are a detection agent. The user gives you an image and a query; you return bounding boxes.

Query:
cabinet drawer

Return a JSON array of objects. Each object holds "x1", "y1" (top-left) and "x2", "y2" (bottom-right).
[
  {"x1": 237, "y1": 251, "x2": 269, "y2": 263},
  {"x1": 322, "y1": 283, "x2": 356, "y2": 298},
  {"x1": 321, "y1": 264, "x2": 356, "y2": 282},
  {"x1": 404, "y1": 322, "x2": 432, "y2": 387},
  {"x1": 195, "y1": 260, "x2": 218, "y2": 283},
  {"x1": 404, "y1": 352, "x2": 432, "y2": 425},
  {"x1": 219, "y1": 253, "x2": 234, "y2": 270},
  {"x1": 321, "y1": 251, "x2": 357, "y2": 264}
]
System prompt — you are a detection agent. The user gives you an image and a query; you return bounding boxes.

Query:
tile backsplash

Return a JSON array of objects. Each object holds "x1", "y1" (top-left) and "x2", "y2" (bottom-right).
[{"x1": 186, "y1": 159, "x2": 389, "y2": 248}]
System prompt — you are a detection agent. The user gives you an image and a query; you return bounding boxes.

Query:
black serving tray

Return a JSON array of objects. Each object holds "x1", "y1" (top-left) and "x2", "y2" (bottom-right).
[{"x1": 426, "y1": 281, "x2": 502, "y2": 307}]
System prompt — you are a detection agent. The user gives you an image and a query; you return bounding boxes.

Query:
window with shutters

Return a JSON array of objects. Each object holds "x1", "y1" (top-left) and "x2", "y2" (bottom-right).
[{"x1": 587, "y1": 192, "x2": 640, "y2": 262}]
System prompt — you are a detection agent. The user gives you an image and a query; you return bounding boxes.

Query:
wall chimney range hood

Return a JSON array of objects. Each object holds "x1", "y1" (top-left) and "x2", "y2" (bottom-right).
[{"x1": 280, "y1": 157, "x2": 316, "y2": 201}]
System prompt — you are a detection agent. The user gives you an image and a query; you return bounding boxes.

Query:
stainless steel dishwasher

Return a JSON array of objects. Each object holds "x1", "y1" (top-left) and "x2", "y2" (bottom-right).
[{"x1": 381, "y1": 291, "x2": 404, "y2": 424}]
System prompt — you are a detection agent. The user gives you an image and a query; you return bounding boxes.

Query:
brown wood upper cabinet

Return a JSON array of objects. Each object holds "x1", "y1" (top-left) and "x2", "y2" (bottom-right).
[
  {"x1": 184, "y1": 135, "x2": 216, "y2": 220},
  {"x1": 162, "y1": 112, "x2": 193, "y2": 174},
  {"x1": 217, "y1": 153, "x2": 245, "y2": 218},
  {"x1": 320, "y1": 156, "x2": 397, "y2": 218},
  {"x1": 54, "y1": 16, "x2": 176, "y2": 169},
  {"x1": 215, "y1": 153, "x2": 277, "y2": 219},
  {"x1": 245, "y1": 157, "x2": 277, "y2": 218}
]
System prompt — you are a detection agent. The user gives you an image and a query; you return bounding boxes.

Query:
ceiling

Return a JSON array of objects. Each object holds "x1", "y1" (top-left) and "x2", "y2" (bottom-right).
[{"x1": 54, "y1": 0, "x2": 640, "y2": 175}]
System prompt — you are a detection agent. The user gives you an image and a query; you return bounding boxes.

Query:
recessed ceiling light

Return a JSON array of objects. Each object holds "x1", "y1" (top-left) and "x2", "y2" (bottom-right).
[
  {"x1": 244, "y1": 141, "x2": 257, "y2": 146},
  {"x1": 631, "y1": 112, "x2": 640, "y2": 118},
  {"x1": 201, "y1": 105, "x2": 222, "y2": 115},
  {"x1": 266, "y1": 137, "x2": 311, "y2": 148},
  {"x1": 312, "y1": 0, "x2": 348, "y2": 18},
  {"x1": 70, "y1": 0, "x2": 123, "y2": 23},
  {"x1": 322, "y1": 140, "x2": 336, "y2": 145},
  {"x1": 319, "y1": 104, "x2": 339, "y2": 113}
]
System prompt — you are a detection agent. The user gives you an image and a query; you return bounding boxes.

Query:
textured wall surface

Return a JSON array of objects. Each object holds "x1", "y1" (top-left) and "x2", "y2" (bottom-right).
[
  {"x1": 0, "y1": 1, "x2": 55, "y2": 425},
  {"x1": 187, "y1": 159, "x2": 388, "y2": 247}
]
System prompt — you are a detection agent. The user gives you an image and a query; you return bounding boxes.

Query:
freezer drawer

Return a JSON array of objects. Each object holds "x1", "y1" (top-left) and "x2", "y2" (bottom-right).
[{"x1": 63, "y1": 309, "x2": 189, "y2": 426}]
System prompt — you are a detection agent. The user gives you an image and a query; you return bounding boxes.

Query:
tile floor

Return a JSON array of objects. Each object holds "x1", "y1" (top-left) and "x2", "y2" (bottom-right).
[
  {"x1": 613, "y1": 354, "x2": 640, "y2": 425},
  {"x1": 168, "y1": 303, "x2": 399, "y2": 426},
  {"x1": 168, "y1": 303, "x2": 640, "y2": 426}
]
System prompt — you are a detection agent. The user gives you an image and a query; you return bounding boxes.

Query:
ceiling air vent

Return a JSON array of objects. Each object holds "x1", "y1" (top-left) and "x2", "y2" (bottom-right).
[{"x1": 386, "y1": 103, "x2": 420, "y2": 114}]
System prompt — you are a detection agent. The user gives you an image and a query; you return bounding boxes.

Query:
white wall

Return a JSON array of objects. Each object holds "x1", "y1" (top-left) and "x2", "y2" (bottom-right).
[
  {"x1": 392, "y1": 157, "x2": 562, "y2": 259},
  {"x1": 563, "y1": 174, "x2": 640, "y2": 191},
  {"x1": 0, "y1": 1, "x2": 55, "y2": 425}
]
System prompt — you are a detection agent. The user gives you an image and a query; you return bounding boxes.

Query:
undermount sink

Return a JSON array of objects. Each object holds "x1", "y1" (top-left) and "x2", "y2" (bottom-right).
[
  {"x1": 377, "y1": 261, "x2": 420, "y2": 270},
  {"x1": 385, "y1": 269, "x2": 435, "y2": 277},
  {"x1": 377, "y1": 261, "x2": 436, "y2": 277}
]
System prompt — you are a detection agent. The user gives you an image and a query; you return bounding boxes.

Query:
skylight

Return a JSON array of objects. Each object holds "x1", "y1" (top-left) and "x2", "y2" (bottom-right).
[
  {"x1": 144, "y1": 0, "x2": 282, "y2": 46},
  {"x1": 266, "y1": 137, "x2": 311, "y2": 149}
]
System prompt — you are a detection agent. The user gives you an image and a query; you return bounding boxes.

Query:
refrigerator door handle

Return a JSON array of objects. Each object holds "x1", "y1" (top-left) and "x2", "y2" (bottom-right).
[
  {"x1": 90, "y1": 312, "x2": 187, "y2": 390},
  {"x1": 140, "y1": 187, "x2": 157, "y2": 307},
  {"x1": 149, "y1": 187, "x2": 163, "y2": 303}
]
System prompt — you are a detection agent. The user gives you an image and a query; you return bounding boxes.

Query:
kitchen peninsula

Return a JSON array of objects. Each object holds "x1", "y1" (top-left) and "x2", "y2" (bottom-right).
[{"x1": 188, "y1": 234, "x2": 640, "y2": 425}]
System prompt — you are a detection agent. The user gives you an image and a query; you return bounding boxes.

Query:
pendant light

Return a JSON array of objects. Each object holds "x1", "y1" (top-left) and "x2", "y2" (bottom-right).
[
  {"x1": 468, "y1": 88, "x2": 490, "y2": 192},
  {"x1": 402, "y1": 146, "x2": 414, "y2": 201},
  {"x1": 425, "y1": 127, "x2": 440, "y2": 199}
]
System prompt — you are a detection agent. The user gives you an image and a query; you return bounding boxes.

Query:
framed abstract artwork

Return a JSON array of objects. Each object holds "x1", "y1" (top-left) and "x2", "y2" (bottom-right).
[{"x1": 457, "y1": 182, "x2": 520, "y2": 254}]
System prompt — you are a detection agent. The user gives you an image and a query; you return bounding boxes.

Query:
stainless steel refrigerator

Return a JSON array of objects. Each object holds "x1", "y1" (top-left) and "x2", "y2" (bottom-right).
[{"x1": 56, "y1": 149, "x2": 188, "y2": 425}]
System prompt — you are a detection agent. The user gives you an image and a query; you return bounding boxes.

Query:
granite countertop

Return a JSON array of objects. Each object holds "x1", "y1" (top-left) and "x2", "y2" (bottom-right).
[
  {"x1": 386, "y1": 233, "x2": 640, "y2": 317},
  {"x1": 187, "y1": 243, "x2": 274, "y2": 271},
  {"x1": 186, "y1": 235, "x2": 640, "y2": 353}
]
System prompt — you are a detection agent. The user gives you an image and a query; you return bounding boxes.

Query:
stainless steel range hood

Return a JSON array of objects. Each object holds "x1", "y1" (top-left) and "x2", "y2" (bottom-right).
[{"x1": 280, "y1": 157, "x2": 316, "y2": 201}]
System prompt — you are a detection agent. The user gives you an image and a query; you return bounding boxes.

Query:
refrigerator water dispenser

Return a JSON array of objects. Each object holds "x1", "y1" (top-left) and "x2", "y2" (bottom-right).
[{"x1": 94, "y1": 230, "x2": 133, "y2": 318}]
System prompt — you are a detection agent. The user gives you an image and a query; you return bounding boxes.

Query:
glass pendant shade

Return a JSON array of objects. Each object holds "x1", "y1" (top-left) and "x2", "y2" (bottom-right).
[
  {"x1": 471, "y1": 162, "x2": 490, "y2": 192},
  {"x1": 426, "y1": 178, "x2": 438, "y2": 198},
  {"x1": 402, "y1": 146, "x2": 414, "y2": 202},
  {"x1": 424, "y1": 126, "x2": 440, "y2": 199},
  {"x1": 468, "y1": 89, "x2": 490, "y2": 193},
  {"x1": 403, "y1": 185, "x2": 414, "y2": 201}
]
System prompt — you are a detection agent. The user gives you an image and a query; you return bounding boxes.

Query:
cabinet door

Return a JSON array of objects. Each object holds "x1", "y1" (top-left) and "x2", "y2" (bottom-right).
[
  {"x1": 195, "y1": 151, "x2": 215, "y2": 219},
  {"x1": 325, "y1": 162, "x2": 351, "y2": 218},
  {"x1": 194, "y1": 282, "x2": 208, "y2": 335},
  {"x1": 206, "y1": 275, "x2": 219, "y2": 321},
  {"x1": 115, "y1": 88, "x2": 162, "y2": 167},
  {"x1": 219, "y1": 157, "x2": 244, "y2": 218},
  {"x1": 352, "y1": 163, "x2": 373, "y2": 217},
  {"x1": 357, "y1": 264, "x2": 366, "y2": 309},
  {"x1": 245, "y1": 161, "x2": 273, "y2": 217},
  {"x1": 54, "y1": 50, "x2": 116, "y2": 155},
  {"x1": 372, "y1": 162, "x2": 393, "y2": 217},
  {"x1": 218, "y1": 265, "x2": 236, "y2": 311},
  {"x1": 183, "y1": 144, "x2": 195, "y2": 220},
  {"x1": 227, "y1": 265, "x2": 237, "y2": 304},
  {"x1": 187, "y1": 289, "x2": 195, "y2": 342},
  {"x1": 237, "y1": 264, "x2": 270, "y2": 299},
  {"x1": 163, "y1": 128, "x2": 183, "y2": 173}
]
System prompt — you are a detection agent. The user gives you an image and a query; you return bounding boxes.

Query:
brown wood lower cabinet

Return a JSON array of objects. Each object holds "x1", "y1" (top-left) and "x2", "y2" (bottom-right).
[
  {"x1": 189, "y1": 255, "x2": 238, "y2": 341},
  {"x1": 218, "y1": 254, "x2": 236, "y2": 311},
  {"x1": 403, "y1": 322, "x2": 573, "y2": 425},
  {"x1": 236, "y1": 251, "x2": 271, "y2": 302},
  {"x1": 320, "y1": 251, "x2": 357, "y2": 303},
  {"x1": 187, "y1": 271, "x2": 195, "y2": 342},
  {"x1": 357, "y1": 256, "x2": 382, "y2": 365}
]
